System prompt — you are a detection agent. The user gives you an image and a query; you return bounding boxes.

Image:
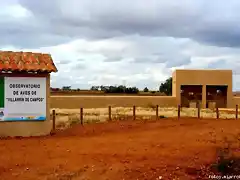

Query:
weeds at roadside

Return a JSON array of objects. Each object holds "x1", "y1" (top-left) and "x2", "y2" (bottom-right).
[
  {"x1": 68, "y1": 115, "x2": 80, "y2": 126},
  {"x1": 112, "y1": 114, "x2": 131, "y2": 121},
  {"x1": 159, "y1": 115, "x2": 166, "y2": 119},
  {"x1": 56, "y1": 121, "x2": 69, "y2": 129},
  {"x1": 210, "y1": 134, "x2": 240, "y2": 175},
  {"x1": 185, "y1": 134, "x2": 240, "y2": 178}
]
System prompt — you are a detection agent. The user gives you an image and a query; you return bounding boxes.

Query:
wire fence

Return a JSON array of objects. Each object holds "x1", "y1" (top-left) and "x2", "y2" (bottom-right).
[{"x1": 50, "y1": 105, "x2": 240, "y2": 132}]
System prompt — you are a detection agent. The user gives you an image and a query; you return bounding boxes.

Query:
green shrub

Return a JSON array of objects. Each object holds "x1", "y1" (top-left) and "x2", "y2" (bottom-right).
[
  {"x1": 211, "y1": 136, "x2": 240, "y2": 175},
  {"x1": 159, "y1": 115, "x2": 166, "y2": 119}
]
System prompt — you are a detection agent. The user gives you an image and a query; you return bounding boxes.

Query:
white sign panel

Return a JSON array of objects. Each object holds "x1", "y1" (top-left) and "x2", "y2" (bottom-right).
[{"x1": 0, "y1": 77, "x2": 46, "y2": 121}]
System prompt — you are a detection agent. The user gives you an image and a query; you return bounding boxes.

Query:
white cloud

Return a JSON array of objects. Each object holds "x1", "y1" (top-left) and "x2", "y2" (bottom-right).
[{"x1": 1, "y1": 0, "x2": 240, "y2": 90}]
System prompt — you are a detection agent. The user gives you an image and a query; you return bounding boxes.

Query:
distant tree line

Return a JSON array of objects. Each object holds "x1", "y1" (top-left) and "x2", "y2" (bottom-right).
[
  {"x1": 51, "y1": 87, "x2": 80, "y2": 92},
  {"x1": 91, "y1": 85, "x2": 139, "y2": 94},
  {"x1": 51, "y1": 77, "x2": 173, "y2": 95},
  {"x1": 51, "y1": 85, "x2": 139, "y2": 94}
]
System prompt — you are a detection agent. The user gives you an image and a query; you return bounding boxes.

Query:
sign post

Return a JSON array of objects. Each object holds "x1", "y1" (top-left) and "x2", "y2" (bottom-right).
[
  {"x1": 0, "y1": 50, "x2": 57, "y2": 137},
  {"x1": 0, "y1": 77, "x2": 46, "y2": 121}
]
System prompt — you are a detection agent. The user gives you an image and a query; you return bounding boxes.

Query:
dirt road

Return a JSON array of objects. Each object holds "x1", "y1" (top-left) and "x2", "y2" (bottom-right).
[{"x1": 0, "y1": 118, "x2": 240, "y2": 180}]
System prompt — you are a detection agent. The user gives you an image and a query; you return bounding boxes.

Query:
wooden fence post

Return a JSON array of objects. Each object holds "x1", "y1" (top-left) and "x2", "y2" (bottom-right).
[
  {"x1": 197, "y1": 102, "x2": 200, "y2": 119},
  {"x1": 80, "y1": 107, "x2": 83, "y2": 125},
  {"x1": 133, "y1": 105, "x2": 136, "y2": 120},
  {"x1": 178, "y1": 105, "x2": 180, "y2": 120},
  {"x1": 108, "y1": 106, "x2": 112, "y2": 121},
  {"x1": 156, "y1": 105, "x2": 159, "y2": 120},
  {"x1": 216, "y1": 107, "x2": 219, "y2": 119},
  {"x1": 236, "y1": 105, "x2": 238, "y2": 120},
  {"x1": 52, "y1": 109, "x2": 56, "y2": 132}
]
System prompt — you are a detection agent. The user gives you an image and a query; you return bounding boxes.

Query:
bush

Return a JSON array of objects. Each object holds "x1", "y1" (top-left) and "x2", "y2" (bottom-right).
[
  {"x1": 211, "y1": 136, "x2": 240, "y2": 175},
  {"x1": 159, "y1": 115, "x2": 166, "y2": 119},
  {"x1": 68, "y1": 115, "x2": 80, "y2": 126},
  {"x1": 143, "y1": 87, "x2": 149, "y2": 92}
]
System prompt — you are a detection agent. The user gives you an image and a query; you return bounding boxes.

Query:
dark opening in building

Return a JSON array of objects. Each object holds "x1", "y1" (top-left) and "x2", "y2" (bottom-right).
[
  {"x1": 206, "y1": 85, "x2": 227, "y2": 108},
  {"x1": 180, "y1": 85, "x2": 202, "y2": 108}
]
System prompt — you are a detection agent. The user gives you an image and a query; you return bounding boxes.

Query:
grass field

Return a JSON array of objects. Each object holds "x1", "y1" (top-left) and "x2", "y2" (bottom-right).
[
  {"x1": 0, "y1": 118, "x2": 240, "y2": 179},
  {"x1": 50, "y1": 96, "x2": 177, "y2": 109}
]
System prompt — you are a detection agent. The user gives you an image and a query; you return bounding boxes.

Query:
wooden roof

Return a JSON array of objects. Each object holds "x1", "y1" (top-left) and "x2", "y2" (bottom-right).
[{"x1": 0, "y1": 51, "x2": 57, "y2": 73}]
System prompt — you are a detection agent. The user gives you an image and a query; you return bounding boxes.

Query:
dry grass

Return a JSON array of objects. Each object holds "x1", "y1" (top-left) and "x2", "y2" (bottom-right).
[{"x1": 51, "y1": 106, "x2": 238, "y2": 130}]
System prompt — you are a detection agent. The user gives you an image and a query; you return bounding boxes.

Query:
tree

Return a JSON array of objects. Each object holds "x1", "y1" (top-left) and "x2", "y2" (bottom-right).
[
  {"x1": 143, "y1": 87, "x2": 149, "y2": 92},
  {"x1": 159, "y1": 77, "x2": 172, "y2": 96},
  {"x1": 90, "y1": 86, "x2": 99, "y2": 91},
  {"x1": 62, "y1": 86, "x2": 71, "y2": 91},
  {"x1": 100, "y1": 85, "x2": 108, "y2": 91},
  {"x1": 125, "y1": 87, "x2": 139, "y2": 94}
]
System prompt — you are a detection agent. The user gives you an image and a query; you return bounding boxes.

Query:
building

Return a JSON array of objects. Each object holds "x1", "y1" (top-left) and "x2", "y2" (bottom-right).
[{"x1": 172, "y1": 69, "x2": 233, "y2": 108}]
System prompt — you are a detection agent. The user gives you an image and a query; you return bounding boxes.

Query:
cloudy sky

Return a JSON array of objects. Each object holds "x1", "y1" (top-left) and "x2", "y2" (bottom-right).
[{"x1": 2, "y1": 0, "x2": 240, "y2": 90}]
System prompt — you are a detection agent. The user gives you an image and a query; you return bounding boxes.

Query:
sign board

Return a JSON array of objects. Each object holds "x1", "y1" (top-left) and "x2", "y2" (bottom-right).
[{"x1": 0, "y1": 77, "x2": 46, "y2": 121}]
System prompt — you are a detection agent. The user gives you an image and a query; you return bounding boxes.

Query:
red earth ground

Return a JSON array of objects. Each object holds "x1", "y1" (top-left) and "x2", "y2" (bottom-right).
[{"x1": 0, "y1": 118, "x2": 240, "y2": 180}]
